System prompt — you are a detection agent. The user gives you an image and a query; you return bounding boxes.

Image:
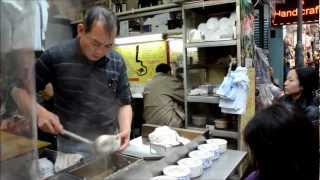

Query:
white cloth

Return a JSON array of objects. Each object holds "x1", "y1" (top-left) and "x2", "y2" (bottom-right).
[
  {"x1": 148, "y1": 126, "x2": 190, "y2": 148},
  {"x1": 216, "y1": 75, "x2": 235, "y2": 100},
  {"x1": 54, "y1": 152, "x2": 83, "y2": 172},
  {"x1": 38, "y1": 158, "x2": 54, "y2": 180},
  {"x1": 217, "y1": 67, "x2": 249, "y2": 114},
  {"x1": 189, "y1": 88, "x2": 208, "y2": 96}
]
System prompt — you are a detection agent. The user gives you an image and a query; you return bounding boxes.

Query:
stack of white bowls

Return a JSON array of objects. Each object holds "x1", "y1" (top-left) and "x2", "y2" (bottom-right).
[
  {"x1": 177, "y1": 158, "x2": 203, "y2": 178},
  {"x1": 188, "y1": 12, "x2": 236, "y2": 42},
  {"x1": 188, "y1": 150, "x2": 212, "y2": 169},
  {"x1": 151, "y1": 175, "x2": 177, "y2": 180},
  {"x1": 206, "y1": 138, "x2": 228, "y2": 154},
  {"x1": 163, "y1": 165, "x2": 191, "y2": 180},
  {"x1": 197, "y1": 143, "x2": 220, "y2": 161},
  {"x1": 154, "y1": 138, "x2": 228, "y2": 180}
]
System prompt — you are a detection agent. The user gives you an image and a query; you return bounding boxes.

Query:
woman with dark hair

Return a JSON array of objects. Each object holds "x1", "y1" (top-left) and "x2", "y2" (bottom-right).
[
  {"x1": 243, "y1": 103, "x2": 318, "y2": 180},
  {"x1": 280, "y1": 67, "x2": 318, "y2": 123}
]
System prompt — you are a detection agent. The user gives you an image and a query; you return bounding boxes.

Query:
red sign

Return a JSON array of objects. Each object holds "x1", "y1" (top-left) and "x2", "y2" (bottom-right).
[{"x1": 272, "y1": 0, "x2": 319, "y2": 26}]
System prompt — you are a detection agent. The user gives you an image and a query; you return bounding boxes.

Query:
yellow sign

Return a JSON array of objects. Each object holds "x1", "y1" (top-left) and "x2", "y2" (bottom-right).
[{"x1": 114, "y1": 41, "x2": 168, "y2": 84}]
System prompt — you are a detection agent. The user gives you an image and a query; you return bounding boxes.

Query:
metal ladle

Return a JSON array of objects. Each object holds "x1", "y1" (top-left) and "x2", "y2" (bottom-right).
[{"x1": 63, "y1": 130, "x2": 120, "y2": 154}]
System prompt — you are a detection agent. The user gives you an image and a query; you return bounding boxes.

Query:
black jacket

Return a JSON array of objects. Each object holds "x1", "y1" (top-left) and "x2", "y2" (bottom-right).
[{"x1": 279, "y1": 95, "x2": 319, "y2": 124}]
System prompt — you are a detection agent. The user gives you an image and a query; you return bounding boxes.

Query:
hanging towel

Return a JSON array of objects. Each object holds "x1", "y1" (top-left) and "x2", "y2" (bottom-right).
[{"x1": 217, "y1": 67, "x2": 249, "y2": 114}]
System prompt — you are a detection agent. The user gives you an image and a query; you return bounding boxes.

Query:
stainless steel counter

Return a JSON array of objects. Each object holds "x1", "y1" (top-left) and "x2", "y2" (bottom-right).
[
  {"x1": 47, "y1": 136, "x2": 246, "y2": 180},
  {"x1": 195, "y1": 150, "x2": 246, "y2": 180},
  {"x1": 120, "y1": 136, "x2": 247, "y2": 180}
]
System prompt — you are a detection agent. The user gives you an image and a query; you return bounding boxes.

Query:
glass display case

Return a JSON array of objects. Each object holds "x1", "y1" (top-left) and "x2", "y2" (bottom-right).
[{"x1": 0, "y1": 1, "x2": 40, "y2": 180}]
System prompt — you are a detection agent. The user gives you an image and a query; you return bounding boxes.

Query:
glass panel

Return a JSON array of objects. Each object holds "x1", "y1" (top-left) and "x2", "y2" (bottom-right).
[{"x1": 0, "y1": 1, "x2": 38, "y2": 180}]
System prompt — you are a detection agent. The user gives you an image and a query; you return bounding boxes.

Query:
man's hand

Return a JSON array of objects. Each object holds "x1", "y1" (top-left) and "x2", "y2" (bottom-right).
[
  {"x1": 37, "y1": 108, "x2": 63, "y2": 134},
  {"x1": 117, "y1": 105, "x2": 132, "y2": 151},
  {"x1": 117, "y1": 129, "x2": 130, "y2": 151}
]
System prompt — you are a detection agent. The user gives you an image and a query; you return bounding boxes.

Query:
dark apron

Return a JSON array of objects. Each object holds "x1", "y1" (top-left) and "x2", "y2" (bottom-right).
[{"x1": 53, "y1": 61, "x2": 120, "y2": 156}]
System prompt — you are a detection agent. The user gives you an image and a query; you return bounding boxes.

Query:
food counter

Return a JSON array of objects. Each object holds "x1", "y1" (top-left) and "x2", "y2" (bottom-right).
[{"x1": 45, "y1": 125, "x2": 246, "y2": 180}]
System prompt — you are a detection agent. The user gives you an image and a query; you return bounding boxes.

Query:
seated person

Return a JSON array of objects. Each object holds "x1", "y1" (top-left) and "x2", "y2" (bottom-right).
[
  {"x1": 243, "y1": 103, "x2": 318, "y2": 180},
  {"x1": 143, "y1": 64, "x2": 184, "y2": 128}
]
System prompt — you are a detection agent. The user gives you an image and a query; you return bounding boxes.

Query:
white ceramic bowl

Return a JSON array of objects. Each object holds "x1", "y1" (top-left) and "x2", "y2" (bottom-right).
[
  {"x1": 188, "y1": 150, "x2": 212, "y2": 169},
  {"x1": 206, "y1": 17, "x2": 219, "y2": 31},
  {"x1": 151, "y1": 175, "x2": 177, "y2": 180},
  {"x1": 188, "y1": 29, "x2": 202, "y2": 42},
  {"x1": 177, "y1": 158, "x2": 203, "y2": 178},
  {"x1": 197, "y1": 143, "x2": 220, "y2": 161},
  {"x1": 197, "y1": 23, "x2": 208, "y2": 34},
  {"x1": 206, "y1": 138, "x2": 227, "y2": 154},
  {"x1": 163, "y1": 165, "x2": 190, "y2": 180}
]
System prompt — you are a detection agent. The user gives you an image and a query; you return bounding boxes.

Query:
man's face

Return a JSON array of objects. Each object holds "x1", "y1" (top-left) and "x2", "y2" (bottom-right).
[{"x1": 78, "y1": 21, "x2": 116, "y2": 61}]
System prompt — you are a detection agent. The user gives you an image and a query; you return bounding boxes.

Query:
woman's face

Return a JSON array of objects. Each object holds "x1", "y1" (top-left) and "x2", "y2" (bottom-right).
[{"x1": 284, "y1": 70, "x2": 302, "y2": 96}]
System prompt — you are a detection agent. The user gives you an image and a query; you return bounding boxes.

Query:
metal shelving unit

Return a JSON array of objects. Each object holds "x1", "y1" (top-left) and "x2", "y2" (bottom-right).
[
  {"x1": 182, "y1": 0, "x2": 236, "y2": 10},
  {"x1": 182, "y1": 0, "x2": 242, "y2": 149},
  {"x1": 71, "y1": 3, "x2": 181, "y2": 25},
  {"x1": 117, "y1": 4, "x2": 181, "y2": 20},
  {"x1": 186, "y1": 126, "x2": 239, "y2": 140},
  {"x1": 211, "y1": 129, "x2": 239, "y2": 139},
  {"x1": 187, "y1": 95, "x2": 219, "y2": 104},
  {"x1": 185, "y1": 40, "x2": 237, "y2": 48}
]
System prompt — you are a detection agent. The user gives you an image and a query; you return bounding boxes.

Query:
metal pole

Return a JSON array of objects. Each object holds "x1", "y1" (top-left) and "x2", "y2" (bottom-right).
[{"x1": 295, "y1": 0, "x2": 304, "y2": 68}]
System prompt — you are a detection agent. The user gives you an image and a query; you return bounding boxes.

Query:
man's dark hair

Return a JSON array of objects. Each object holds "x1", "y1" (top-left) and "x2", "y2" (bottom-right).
[
  {"x1": 155, "y1": 63, "x2": 171, "y2": 74},
  {"x1": 83, "y1": 6, "x2": 118, "y2": 33},
  {"x1": 243, "y1": 103, "x2": 318, "y2": 180}
]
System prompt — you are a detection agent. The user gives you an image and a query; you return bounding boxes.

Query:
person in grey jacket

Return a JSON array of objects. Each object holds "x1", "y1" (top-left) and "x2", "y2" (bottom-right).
[{"x1": 143, "y1": 64, "x2": 185, "y2": 127}]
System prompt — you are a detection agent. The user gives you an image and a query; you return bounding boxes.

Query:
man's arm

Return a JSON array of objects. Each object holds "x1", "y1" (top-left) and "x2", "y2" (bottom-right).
[
  {"x1": 115, "y1": 55, "x2": 133, "y2": 151},
  {"x1": 11, "y1": 87, "x2": 63, "y2": 134},
  {"x1": 117, "y1": 104, "x2": 132, "y2": 151},
  {"x1": 11, "y1": 50, "x2": 64, "y2": 134}
]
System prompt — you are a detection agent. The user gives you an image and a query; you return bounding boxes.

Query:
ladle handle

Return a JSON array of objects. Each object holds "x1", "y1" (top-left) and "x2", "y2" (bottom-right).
[{"x1": 62, "y1": 130, "x2": 93, "y2": 144}]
